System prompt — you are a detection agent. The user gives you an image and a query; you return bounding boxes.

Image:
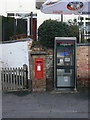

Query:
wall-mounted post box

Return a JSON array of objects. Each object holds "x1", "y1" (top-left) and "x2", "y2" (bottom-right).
[{"x1": 34, "y1": 58, "x2": 44, "y2": 79}]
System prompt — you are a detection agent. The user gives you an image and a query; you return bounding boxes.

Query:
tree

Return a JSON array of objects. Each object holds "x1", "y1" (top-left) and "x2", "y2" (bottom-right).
[
  {"x1": 70, "y1": 25, "x2": 79, "y2": 42},
  {"x1": 68, "y1": 18, "x2": 78, "y2": 26},
  {"x1": 38, "y1": 19, "x2": 79, "y2": 48},
  {"x1": 68, "y1": 18, "x2": 79, "y2": 42}
]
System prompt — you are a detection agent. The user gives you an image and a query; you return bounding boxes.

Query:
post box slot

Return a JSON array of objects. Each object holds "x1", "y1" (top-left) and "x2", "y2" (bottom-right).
[{"x1": 36, "y1": 61, "x2": 42, "y2": 63}]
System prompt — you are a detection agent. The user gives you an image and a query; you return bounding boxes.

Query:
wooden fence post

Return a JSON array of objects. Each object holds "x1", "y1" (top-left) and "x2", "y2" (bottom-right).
[
  {"x1": 15, "y1": 67, "x2": 18, "y2": 89},
  {"x1": 18, "y1": 67, "x2": 21, "y2": 88},
  {"x1": 13, "y1": 68, "x2": 16, "y2": 90},
  {"x1": 5, "y1": 68, "x2": 7, "y2": 90},
  {"x1": 7, "y1": 68, "x2": 10, "y2": 90},
  {"x1": 21, "y1": 67, "x2": 24, "y2": 88},
  {"x1": 23, "y1": 64, "x2": 28, "y2": 89}
]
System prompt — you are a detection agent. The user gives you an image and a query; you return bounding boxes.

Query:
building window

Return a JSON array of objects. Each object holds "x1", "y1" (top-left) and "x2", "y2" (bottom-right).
[{"x1": 85, "y1": 18, "x2": 90, "y2": 20}]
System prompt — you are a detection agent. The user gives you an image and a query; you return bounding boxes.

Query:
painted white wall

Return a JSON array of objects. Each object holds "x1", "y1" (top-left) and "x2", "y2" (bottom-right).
[
  {"x1": 0, "y1": 40, "x2": 29, "y2": 69},
  {"x1": 0, "y1": 39, "x2": 33, "y2": 90}
]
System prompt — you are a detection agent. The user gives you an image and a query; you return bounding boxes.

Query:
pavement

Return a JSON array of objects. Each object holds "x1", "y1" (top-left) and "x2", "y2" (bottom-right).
[{"x1": 2, "y1": 90, "x2": 89, "y2": 118}]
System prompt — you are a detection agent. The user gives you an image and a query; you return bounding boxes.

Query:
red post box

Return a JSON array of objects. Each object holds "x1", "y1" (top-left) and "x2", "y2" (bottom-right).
[{"x1": 34, "y1": 58, "x2": 44, "y2": 79}]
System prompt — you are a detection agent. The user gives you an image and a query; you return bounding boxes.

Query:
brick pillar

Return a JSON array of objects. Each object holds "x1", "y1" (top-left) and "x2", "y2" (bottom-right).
[
  {"x1": 30, "y1": 50, "x2": 46, "y2": 92},
  {"x1": 76, "y1": 45, "x2": 89, "y2": 89}
]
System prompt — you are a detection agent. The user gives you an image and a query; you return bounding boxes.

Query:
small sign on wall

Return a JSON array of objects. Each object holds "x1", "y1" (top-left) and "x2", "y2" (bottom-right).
[{"x1": 37, "y1": 65, "x2": 41, "y2": 71}]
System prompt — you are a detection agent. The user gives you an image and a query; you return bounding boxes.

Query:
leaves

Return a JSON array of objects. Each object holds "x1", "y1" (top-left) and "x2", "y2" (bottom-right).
[{"x1": 38, "y1": 19, "x2": 79, "y2": 48}]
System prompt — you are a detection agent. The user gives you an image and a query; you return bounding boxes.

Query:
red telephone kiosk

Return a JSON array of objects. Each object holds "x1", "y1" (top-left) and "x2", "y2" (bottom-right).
[{"x1": 34, "y1": 58, "x2": 44, "y2": 79}]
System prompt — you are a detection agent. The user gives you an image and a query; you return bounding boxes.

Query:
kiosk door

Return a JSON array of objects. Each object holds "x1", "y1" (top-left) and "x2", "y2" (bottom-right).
[{"x1": 55, "y1": 37, "x2": 76, "y2": 88}]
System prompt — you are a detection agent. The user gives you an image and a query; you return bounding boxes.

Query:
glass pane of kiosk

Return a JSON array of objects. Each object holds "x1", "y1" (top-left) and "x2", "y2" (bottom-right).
[{"x1": 56, "y1": 43, "x2": 75, "y2": 87}]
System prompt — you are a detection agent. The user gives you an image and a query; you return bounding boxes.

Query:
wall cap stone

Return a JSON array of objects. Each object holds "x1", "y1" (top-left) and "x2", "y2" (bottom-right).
[
  {"x1": 31, "y1": 51, "x2": 47, "y2": 55},
  {"x1": 0, "y1": 38, "x2": 30, "y2": 44},
  {"x1": 77, "y1": 43, "x2": 90, "y2": 46}
]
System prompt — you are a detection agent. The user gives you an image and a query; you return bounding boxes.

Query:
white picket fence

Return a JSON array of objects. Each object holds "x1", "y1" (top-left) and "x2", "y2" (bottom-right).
[{"x1": 1, "y1": 65, "x2": 28, "y2": 91}]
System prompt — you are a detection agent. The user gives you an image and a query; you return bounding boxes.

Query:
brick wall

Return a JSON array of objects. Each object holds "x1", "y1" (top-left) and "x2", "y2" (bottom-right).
[
  {"x1": 46, "y1": 49, "x2": 54, "y2": 91},
  {"x1": 76, "y1": 44, "x2": 89, "y2": 89},
  {"x1": 30, "y1": 44, "x2": 89, "y2": 91},
  {"x1": 45, "y1": 44, "x2": 89, "y2": 90},
  {"x1": 77, "y1": 45, "x2": 89, "y2": 79},
  {"x1": 30, "y1": 50, "x2": 47, "y2": 91}
]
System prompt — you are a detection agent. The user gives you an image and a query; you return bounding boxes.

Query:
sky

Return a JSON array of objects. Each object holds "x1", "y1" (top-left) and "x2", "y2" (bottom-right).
[{"x1": 0, "y1": 0, "x2": 79, "y2": 28}]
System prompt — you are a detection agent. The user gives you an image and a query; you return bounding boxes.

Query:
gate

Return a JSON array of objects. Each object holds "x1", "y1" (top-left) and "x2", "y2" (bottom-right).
[{"x1": 1, "y1": 64, "x2": 28, "y2": 91}]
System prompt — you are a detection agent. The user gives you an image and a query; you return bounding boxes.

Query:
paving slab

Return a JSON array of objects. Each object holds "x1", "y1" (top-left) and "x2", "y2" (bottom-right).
[{"x1": 2, "y1": 91, "x2": 89, "y2": 118}]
